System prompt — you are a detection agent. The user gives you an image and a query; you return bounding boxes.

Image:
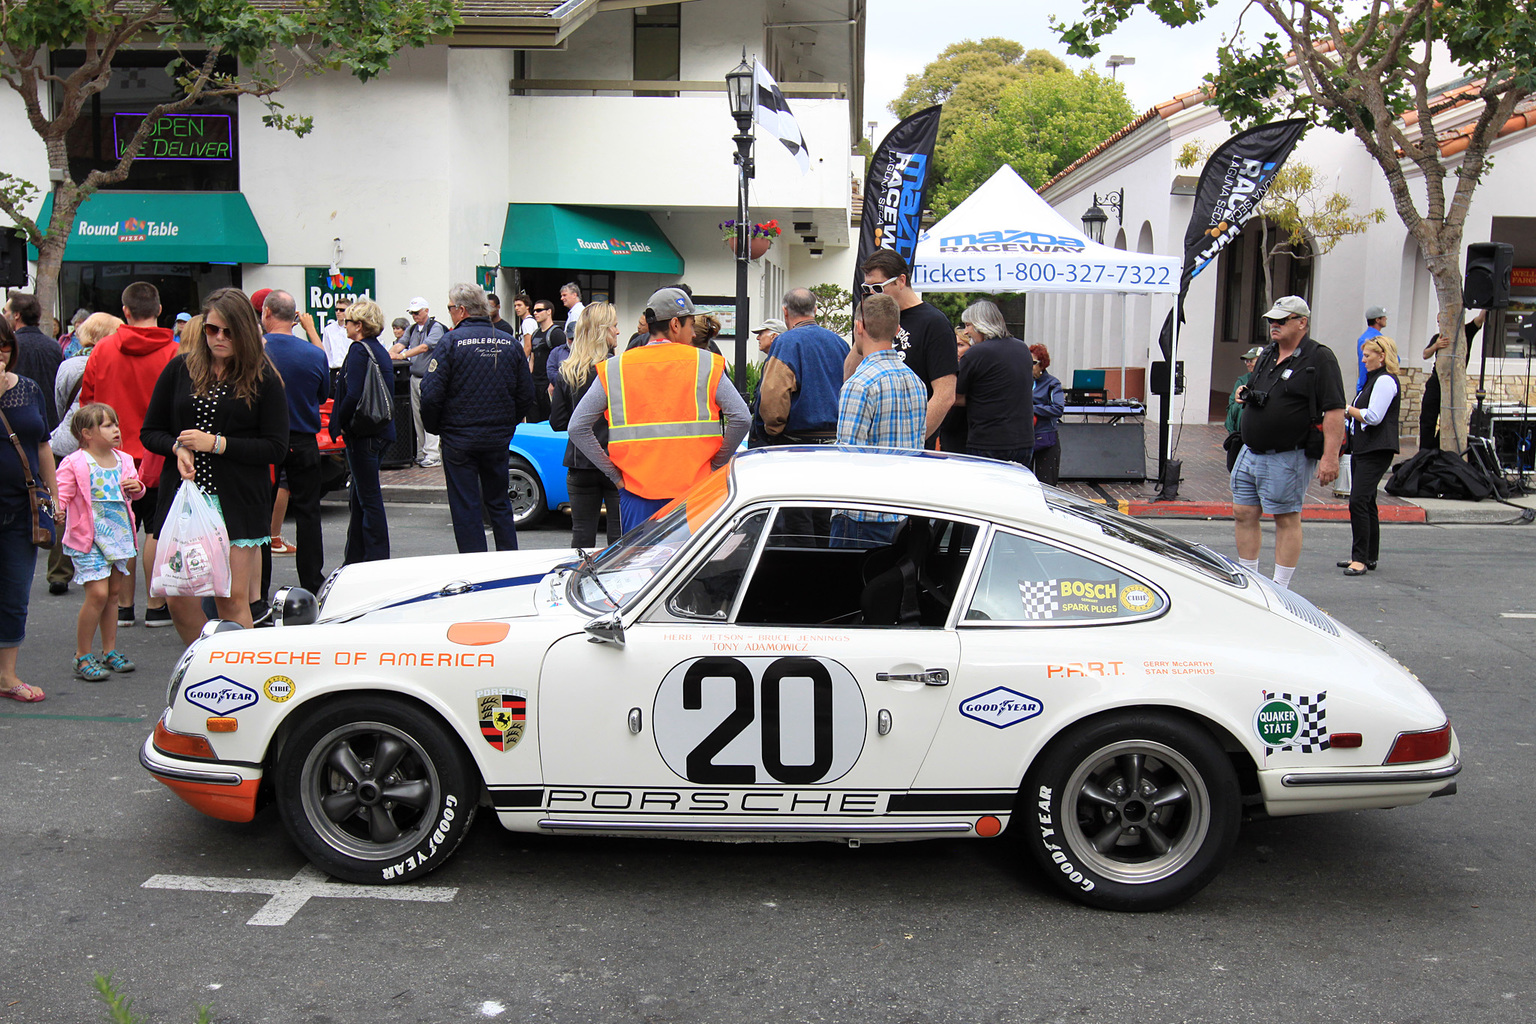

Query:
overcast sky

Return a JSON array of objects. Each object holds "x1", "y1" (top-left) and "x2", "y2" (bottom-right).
[{"x1": 862, "y1": 0, "x2": 1255, "y2": 143}]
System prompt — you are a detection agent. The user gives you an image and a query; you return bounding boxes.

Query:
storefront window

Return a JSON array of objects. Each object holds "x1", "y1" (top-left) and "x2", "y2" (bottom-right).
[
  {"x1": 52, "y1": 50, "x2": 239, "y2": 192},
  {"x1": 60, "y1": 263, "x2": 239, "y2": 330}
]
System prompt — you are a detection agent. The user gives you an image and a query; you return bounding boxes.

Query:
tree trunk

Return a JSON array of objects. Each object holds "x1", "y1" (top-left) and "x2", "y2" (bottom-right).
[
  {"x1": 31, "y1": 183, "x2": 86, "y2": 337},
  {"x1": 1431, "y1": 269, "x2": 1469, "y2": 453}
]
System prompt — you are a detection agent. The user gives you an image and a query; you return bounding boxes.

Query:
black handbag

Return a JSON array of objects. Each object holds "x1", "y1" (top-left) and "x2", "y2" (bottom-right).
[
  {"x1": 0, "y1": 402, "x2": 56, "y2": 548},
  {"x1": 354, "y1": 355, "x2": 394, "y2": 431}
]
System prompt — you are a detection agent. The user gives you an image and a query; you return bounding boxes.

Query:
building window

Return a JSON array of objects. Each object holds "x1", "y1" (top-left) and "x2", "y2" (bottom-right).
[
  {"x1": 52, "y1": 50, "x2": 239, "y2": 192},
  {"x1": 634, "y1": 3, "x2": 681, "y2": 97}
]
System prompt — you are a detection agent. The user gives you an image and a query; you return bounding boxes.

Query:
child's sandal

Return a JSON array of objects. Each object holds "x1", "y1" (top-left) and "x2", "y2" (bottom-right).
[
  {"x1": 102, "y1": 649, "x2": 135, "y2": 673},
  {"x1": 73, "y1": 653, "x2": 110, "y2": 682}
]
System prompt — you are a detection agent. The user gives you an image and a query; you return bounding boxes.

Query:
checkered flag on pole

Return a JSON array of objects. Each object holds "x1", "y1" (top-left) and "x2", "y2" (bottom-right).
[
  {"x1": 754, "y1": 60, "x2": 811, "y2": 175},
  {"x1": 1017, "y1": 579, "x2": 1061, "y2": 620},
  {"x1": 1263, "y1": 690, "x2": 1330, "y2": 754}
]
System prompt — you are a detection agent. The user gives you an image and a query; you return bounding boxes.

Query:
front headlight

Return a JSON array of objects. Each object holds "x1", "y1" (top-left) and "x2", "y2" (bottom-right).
[{"x1": 167, "y1": 642, "x2": 198, "y2": 707}]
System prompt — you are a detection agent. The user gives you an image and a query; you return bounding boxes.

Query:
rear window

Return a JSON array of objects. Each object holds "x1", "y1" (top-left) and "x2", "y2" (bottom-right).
[{"x1": 1045, "y1": 491, "x2": 1245, "y2": 587}]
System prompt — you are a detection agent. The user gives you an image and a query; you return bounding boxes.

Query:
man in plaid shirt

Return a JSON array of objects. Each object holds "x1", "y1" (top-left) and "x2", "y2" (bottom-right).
[{"x1": 831, "y1": 293, "x2": 927, "y2": 548}]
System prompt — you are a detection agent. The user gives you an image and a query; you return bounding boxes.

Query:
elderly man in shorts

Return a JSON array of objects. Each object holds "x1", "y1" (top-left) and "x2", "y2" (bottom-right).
[{"x1": 1229, "y1": 296, "x2": 1345, "y2": 590}]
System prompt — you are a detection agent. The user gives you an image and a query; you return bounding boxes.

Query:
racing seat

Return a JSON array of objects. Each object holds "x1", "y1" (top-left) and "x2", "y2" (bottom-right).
[{"x1": 858, "y1": 518, "x2": 933, "y2": 626}]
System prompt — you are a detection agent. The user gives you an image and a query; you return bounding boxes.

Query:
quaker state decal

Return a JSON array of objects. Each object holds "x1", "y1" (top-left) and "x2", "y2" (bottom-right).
[{"x1": 476, "y1": 688, "x2": 527, "y2": 752}]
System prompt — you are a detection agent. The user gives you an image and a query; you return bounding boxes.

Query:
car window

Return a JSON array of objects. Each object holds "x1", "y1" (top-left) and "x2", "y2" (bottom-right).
[
  {"x1": 964, "y1": 530, "x2": 1165, "y2": 625},
  {"x1": 666, "y1": 511, "x2": 769, "y2": 621},
  {"x1": 1045, "y1": 490, "x2": 1244, "y2": 586},
  {"x1": 733, "y1": 506, "x2": 979, "y2": 628}
]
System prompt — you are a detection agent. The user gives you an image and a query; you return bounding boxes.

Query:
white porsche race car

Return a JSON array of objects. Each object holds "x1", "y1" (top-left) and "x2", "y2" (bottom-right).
[{"x1": 141, "y1": 448, "x2": 1459, "y2": 910}]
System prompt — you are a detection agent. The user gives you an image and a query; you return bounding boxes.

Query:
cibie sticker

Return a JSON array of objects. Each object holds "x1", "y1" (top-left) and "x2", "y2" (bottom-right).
[
  {"x1": 263, "y1": 675, "x2": 295, "y2": 703},
  {"x1": 1120, "y1": 584, "x2": 1154, "y2": 613},
  {"x1": 1254, "y1": 690, "x2": 1329, "y2": 754},
  {"x1": 959, "y1": 687, "x2": 1043, "y2": 729},
  {"x1": 183, "y1": 676, "x2": 259, "y2": 716},
  {"x1": 476, "y1": 688, "x2": 528, "y2": 752}
]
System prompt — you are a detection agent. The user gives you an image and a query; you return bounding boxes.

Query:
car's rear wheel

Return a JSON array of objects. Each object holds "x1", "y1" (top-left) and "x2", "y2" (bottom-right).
[
  {"x1": 274, "y1": 696, "x2": 478, "y2": 884},
  {"x1": 1020, "y1": 711, "x2": 1239, "y2": 911},
  {"x1": 508, "y1": 456, "x2": 548, "y2": 529}
]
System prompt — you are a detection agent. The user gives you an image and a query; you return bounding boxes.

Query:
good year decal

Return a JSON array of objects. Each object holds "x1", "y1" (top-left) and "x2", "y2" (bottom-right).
[{"x1": 653, "y1": 656, "x2": 866, "y2": 785}]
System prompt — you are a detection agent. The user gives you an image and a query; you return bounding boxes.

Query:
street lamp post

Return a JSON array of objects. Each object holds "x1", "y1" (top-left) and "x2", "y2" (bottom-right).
[{"x1": 726, "y1": 55, "x2": 756, "y2": 391}]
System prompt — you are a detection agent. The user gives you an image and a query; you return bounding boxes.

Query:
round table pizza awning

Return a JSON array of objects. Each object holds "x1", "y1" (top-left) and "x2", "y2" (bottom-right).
[
  {"x1": 29, "y1": 191, "x2": 268, "y2": 264},
  {"x1": 500, "y1": 204, "x2": 683, "y2": 275}
]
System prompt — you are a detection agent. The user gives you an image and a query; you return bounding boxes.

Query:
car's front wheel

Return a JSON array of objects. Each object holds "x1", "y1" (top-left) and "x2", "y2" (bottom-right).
[
  {"x1": 274, "y1": 696, "x2": 478, "y2": 884},
  {"x1": 1020, "y1": 711, "x2": 1239, "y2": 911},
  {"x1": 508, "y1": 455, "x2": 548, "y2": 529}
]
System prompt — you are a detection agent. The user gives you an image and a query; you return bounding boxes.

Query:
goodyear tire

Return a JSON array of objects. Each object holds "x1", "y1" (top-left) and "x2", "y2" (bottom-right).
[
  {"x1": 1021, "y1": 712, "x2": 1239, "y2": 911},
  {"x1": 508, "y1": 456, "x2": 548, "y2": 529},
  {"x1": 275, "y1": 696, "x2": 478, "y2": 884}
]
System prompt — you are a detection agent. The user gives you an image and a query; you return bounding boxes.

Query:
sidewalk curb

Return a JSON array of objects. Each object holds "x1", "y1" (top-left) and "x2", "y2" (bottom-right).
[{"x1": 1103, "y1": 499, "x2": 1426, "y2": 523}]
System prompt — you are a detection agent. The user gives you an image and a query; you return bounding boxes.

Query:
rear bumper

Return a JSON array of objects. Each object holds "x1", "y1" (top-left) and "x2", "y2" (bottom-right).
[
  {"x1": 139, "y1": 735, "x2": 263, "y2": 823},
  {"x1": 1259, "y1": 753, "x2": 1460, "y2": 816}
]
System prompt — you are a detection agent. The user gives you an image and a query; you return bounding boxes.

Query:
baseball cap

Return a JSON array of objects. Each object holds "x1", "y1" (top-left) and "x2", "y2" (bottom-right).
[
  {"x1": 406, "y1": 297, "x2": 429, "y2": 313},
  {"x1": 174, "y1": 312, "x2": 191, "y2": 323},
  {"x1": 1241, "y1": 345, "x2": 1264, "y2": 359},
  {"x1": 1365, "y1": 305, "x2": 1388, "y2": 320},
  {"x1": 249, "y1": 288, "x2": 272, "y2": 313},
  {"x1": 1262, "y1": 295, "x2": 1310, "y2": 321},
  {"x1": 752, "y1": 318, "x2": 787, "y2": 335},
  {"x1": 644, "y1": 287, "x2": 697, "y2": 322}
]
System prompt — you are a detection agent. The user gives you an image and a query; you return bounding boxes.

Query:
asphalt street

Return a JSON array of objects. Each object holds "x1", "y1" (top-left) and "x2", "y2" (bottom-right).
[{"x1": 2, "y1": 503, "x2": 1532, "y2": 1023}]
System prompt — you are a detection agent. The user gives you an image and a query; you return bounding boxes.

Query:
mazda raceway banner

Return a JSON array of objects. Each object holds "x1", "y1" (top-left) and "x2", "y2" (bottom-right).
[{"x1": 854, "y1": 105, "x2": 942, "y2": 297}]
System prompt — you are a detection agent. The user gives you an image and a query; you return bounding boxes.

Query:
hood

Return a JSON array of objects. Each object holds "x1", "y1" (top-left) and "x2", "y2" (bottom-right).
[
  {"x1": 113, "y1": 325, "x2": 176, "y2": 356},
  {"x1": 318, "y1": 548, "x2": 575, "y2": 623}
]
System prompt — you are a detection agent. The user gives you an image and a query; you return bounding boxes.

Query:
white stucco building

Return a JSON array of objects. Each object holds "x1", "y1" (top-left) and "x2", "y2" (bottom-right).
[
  {"x1": 1032, "y1": 79, "x2": 1536, "y2": 436},
  {"x1": 1, "y1": 0, "x2": 865, "y2": 346}
]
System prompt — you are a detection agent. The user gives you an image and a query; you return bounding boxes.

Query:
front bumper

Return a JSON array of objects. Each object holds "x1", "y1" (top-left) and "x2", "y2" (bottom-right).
[{"x1": 140, "y1": 734, "x2": 263, "y2": 823}]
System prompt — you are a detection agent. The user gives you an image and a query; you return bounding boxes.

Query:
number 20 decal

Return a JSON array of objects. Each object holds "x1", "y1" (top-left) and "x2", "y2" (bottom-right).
[{"x1": 653, "y1": 656, "x2": 867, "y2": 785}]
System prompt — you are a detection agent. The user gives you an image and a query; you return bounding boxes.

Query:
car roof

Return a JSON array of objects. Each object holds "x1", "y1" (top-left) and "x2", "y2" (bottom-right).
[{"x1": 729, "y1": 447, "x2": 1052, "y2": 525}]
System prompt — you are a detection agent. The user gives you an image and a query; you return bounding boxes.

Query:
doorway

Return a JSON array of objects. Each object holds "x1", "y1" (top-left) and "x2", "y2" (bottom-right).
[{"x1": 60, "y1": 262, "x2": 241, "y2": 329}]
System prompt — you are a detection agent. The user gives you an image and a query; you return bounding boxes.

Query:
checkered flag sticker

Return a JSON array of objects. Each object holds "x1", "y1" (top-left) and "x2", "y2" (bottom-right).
[
  {"x1": 1018, "y1": 579, "x2": 1061, "y2": 620},
  {"x1": 1263, "y1": 690, "x2": 1329, "y2": 754}
]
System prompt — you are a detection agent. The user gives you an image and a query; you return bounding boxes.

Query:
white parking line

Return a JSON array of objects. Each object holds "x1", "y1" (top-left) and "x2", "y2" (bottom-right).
[
  {"x1": 1500, "y1": 612, "x2": 1536, "y2": 619},
  {"x1": 142, "y1": 863, "x2": 458, "y2": 925}
]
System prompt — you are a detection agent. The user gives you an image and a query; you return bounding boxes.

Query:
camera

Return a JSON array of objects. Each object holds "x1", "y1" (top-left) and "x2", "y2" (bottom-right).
[{"x1": 1243, "y1": 387, "x2": 1269, "y2": 409}]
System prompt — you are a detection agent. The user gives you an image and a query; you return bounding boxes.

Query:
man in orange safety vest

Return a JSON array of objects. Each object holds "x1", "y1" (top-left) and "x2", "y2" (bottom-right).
[{"x1": 568, "y1": 287, "x2": 749, "y2": 531}]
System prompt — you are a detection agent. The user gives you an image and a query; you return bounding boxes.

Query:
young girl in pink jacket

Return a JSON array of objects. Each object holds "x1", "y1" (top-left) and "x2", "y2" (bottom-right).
[{"x1": 57, "y1": 404, "x2": 146, "y2": 681}]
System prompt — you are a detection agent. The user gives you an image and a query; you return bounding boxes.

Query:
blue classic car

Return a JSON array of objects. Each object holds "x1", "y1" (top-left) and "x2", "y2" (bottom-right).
[{"x1": 508, "y1": 421, "x2": 571, "y2": 529}]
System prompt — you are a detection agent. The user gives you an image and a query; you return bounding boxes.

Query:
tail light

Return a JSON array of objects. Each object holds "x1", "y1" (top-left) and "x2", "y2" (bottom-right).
[
  {"x1": 154, "y1": 710, "x2": 217, "y2": 760},
  {"x1": 1384, "y1": 723, "x2": 1452, "y2": 764}
]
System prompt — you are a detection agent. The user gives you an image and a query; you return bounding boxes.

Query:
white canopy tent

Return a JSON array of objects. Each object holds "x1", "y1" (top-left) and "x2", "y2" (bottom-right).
[{"x1": 908, "y1": 165, "x2": 1183, "y2": 467}]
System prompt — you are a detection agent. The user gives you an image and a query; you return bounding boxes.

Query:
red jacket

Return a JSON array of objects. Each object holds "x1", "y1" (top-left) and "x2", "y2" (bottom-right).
[{"x1": 80, "y1": 325, "x2": 176, "y2": 487}]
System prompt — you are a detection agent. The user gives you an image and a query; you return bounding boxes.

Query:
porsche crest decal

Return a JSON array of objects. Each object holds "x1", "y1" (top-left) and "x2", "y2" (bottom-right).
[{"x1": 476, "y1": 688, "x2": 528, "y2": 752}]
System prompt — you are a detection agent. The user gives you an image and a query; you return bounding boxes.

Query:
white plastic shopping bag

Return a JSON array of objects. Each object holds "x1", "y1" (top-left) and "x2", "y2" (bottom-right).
[{"x1": 151, "y1": 481, "x2": 232, "y2": 598}]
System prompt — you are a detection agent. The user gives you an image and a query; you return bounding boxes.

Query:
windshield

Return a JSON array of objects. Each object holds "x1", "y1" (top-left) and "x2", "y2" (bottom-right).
[
  {"x1": 1045, "y1": 490, "x2": 1245, "y2": 586},
  {"x1": 568, "y1": 471, "x2": 732, "y2": 611}
]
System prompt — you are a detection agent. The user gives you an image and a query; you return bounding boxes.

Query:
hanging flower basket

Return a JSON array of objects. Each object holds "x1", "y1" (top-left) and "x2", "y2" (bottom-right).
[
  {"x1": 726, "y1": 236, "x2": 774, "y2": 259},
  {"x1": 720, "y1": 218, "x2": 781, "y2": 260}
]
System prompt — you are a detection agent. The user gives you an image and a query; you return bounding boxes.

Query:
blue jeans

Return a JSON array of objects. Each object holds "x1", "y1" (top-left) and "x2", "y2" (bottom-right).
[
  {"x1": 618, "y1": 489, "x2": 670, "y2": 535},
  {"x1": 344, "y1": 436, "x2": 390, "y2": 564},
  {"x1": 443, "y1": 442, "x2": 518, "y2": 553},
  {"x1": 829, "y1": 515, "x2": 901, "y2": 549},
  {"x1": 0, "y1": 510, "x2": 38, "y2": 647}
]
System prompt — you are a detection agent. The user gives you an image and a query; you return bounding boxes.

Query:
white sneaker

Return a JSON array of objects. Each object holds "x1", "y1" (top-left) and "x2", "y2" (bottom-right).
[{"x1": 418, "y1": 458, "x2": 441, "y2": 468}]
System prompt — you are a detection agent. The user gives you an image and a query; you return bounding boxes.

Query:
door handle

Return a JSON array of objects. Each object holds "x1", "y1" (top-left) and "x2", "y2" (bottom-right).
[{"x1": 876, "y1": 668, "x2": 949, "y2": 686}]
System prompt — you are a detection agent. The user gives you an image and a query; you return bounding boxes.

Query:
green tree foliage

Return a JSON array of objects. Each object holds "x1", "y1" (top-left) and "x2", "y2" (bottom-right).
[
  {"x1": 810, "y1": 282, "x2": 855, "y2": 338},
  {"x1": 1056, "y1": 0, "x2": 1536, "y2": 451},
  {"x1": 934, "y1": 69, "x2": 1136, "y2": 214},
  {"x1": 0, "y1": 0, "x2": 459, "y2": 329}
]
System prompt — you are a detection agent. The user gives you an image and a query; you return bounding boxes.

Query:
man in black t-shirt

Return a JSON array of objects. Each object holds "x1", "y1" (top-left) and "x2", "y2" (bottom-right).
[
  {"x1": 1230, "y1": 295, "x2": 1345, "y2": 590},
  {"x1": 848, "y1": 249, "x2": 957, "y2": 448},
  {"x1": 525, "y1": 300, "x2": 564, "y2": 423}
]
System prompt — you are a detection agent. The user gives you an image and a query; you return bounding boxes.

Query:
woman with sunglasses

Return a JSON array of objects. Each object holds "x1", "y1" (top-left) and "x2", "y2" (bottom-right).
[
  {"x1": 142, "y1": 288, "x2": 289, "y2": 639},
  {"x1": 0, "y1": 318, "x2": 57, "y2": 701},
  {"x1": 330, "y1": 297, "x2": 395, "y2": 564}
]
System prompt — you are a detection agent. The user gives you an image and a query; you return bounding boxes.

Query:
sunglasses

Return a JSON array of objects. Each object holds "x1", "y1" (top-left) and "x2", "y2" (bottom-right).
[
  {"x1": 1267, "y1": 315, "x2": 1302, "y2": 325},
  {"x1": 859, "y1": 279, "x2": 898, "y2": 296},
  {"x1": 204, "y1": 323, "x2": 232, "y2": 338},
  {"x1": 534, "y1": 307, "x2": 551, "y2": 314}
]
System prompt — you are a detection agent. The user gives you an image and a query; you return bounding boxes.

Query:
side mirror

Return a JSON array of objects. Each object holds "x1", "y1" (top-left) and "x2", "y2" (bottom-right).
[{"x1": 584, "y1": 612, "x2": 625, "y2": 646}]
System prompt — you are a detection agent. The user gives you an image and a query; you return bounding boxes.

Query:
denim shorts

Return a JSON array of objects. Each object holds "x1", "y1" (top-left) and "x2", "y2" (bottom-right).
[{"x1": 1230, "y1": 446, "x2": 1314, "y2": 515}]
